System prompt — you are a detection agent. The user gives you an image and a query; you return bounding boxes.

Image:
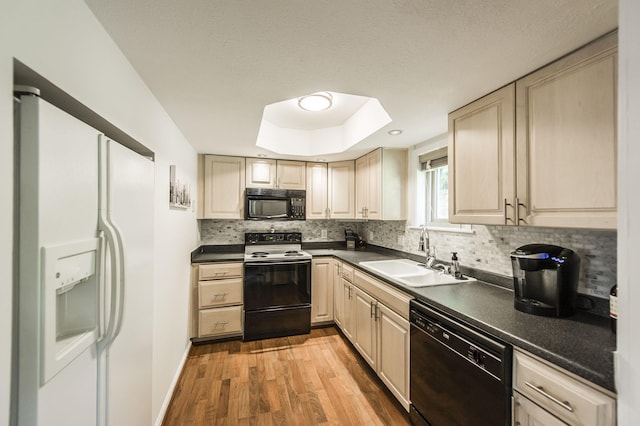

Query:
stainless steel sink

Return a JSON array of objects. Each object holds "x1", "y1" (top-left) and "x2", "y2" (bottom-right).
[{"x1": 359, "y1": 259, "x2": 475, "y2": 288}]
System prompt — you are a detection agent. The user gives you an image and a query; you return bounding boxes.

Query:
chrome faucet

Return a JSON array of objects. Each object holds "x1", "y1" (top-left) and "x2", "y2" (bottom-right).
[
  {"x1": 432, "y1": 263, "x2": 451, "y2": 274},
  {"x1": 418, "y1": 227, "x2": 436, "y2": 268}
]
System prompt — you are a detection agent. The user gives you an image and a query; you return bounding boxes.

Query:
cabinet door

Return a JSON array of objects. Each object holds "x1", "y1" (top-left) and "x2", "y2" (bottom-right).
[
  {"x1": 276, "y1": 160, "x2": 306, "y2": 189},
  {"x1": 513, "y1": 393, "x2": 568, "y2": 426},
  {"x1": 516, "y1": 32, "x2": 617, "y2": 229},
  {"x1": 352, "y1": 287, "x2": 377, "y2": 369},
  {"x1": 448, "y1": 84, "x2": 516, "y2": 225},
  {"x1": 246, "y1": 158, "x2": 276, "y2": 188},
  {"x1": 341, "y1": 279, "x2": 354, "y2": 341},
  {"x1": 355, "y1": 155, "x2": 369, "y2": 219},
  {"x1": 306, "y1": 162, "x2": 328, "y2": 219},
  {"x1": 328, "y1": 161, "x2": 355, "y2": 219},
  {"x1": 311, "y1": 258, "x2": 334, "y2": 324},
  {"x1": 377, "y1": 303, "x2": 410, "y2": 410},
  {"x1": 333, "y1": 262, "x2": 344, "y2": 329},
  {"x1": 366, "y1": 149, "x2": 382, "y2": 220},
  {"x1": 202, "y1": 155, "x2": 246, "y2": 219}
]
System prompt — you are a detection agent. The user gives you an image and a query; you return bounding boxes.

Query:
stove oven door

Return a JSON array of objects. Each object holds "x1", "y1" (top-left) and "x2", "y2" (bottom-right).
[
  {"x1": 244, "y1": 260, "x2": 311, "y2": 310},
  {"x1": 243, "y1": 259, "x2": 311, "y2": 341}
]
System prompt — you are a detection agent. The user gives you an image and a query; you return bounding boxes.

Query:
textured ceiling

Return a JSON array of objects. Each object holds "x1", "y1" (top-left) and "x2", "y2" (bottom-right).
[{"x1": 85, "y1": 0, "x2": 618, "y2": 161}]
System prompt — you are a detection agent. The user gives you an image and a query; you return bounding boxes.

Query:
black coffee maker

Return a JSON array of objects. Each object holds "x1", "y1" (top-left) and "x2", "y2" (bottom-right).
[{"x1": 510, "y1": 244, "x2": 580, "y2": 317}]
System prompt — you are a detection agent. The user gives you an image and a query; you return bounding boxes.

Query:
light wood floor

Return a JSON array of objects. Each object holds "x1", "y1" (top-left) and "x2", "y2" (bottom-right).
[{"x1": 162, "y1": 326, "x2": 410, "y2": 425}]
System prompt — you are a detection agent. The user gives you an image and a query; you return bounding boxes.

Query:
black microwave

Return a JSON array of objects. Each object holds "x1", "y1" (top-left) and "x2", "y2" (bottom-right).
[{"x1": 245, "y1": 188, "x2": 306, "y2": 220}]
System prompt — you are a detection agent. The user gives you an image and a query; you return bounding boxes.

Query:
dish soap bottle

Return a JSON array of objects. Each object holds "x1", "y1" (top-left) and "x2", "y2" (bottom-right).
[
  {"x1": 451, "y1": 252, "x2": 461, "y2": 278},
  {"x1": 610, "y1": 285, "x2": 617, "y2": 334}
]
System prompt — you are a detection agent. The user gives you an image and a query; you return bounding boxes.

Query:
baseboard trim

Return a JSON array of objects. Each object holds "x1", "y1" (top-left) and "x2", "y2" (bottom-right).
[{"x1": 153, "y1": 341, "x2": 192, "y2": 426}]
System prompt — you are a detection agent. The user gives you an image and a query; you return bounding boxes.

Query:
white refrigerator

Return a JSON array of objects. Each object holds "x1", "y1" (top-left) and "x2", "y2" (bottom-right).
[{"x1": 14, "y1": 88, "x2": 154, "y2": 426}]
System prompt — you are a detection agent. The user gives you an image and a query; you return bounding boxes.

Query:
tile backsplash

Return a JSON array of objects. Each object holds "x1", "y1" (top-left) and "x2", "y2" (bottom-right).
[
  {"x1": 198, "y1": 219, "x2": 616, "y2": 299},
  {"x1": 362, "y1": 221, "x2": 616, "y2": 299}
]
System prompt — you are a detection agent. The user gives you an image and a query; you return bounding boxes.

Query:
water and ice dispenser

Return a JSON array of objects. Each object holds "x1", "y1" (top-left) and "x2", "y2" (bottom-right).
[
  {"x1": 510, "y1": 244, "x2": 580, "y2": 317},
  {"x1": 41, "y1": 239, "x2": 99, "y2": 384}
]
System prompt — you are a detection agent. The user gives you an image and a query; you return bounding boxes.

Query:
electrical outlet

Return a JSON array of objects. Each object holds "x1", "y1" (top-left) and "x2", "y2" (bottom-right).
[
  {"x1": 368, "y1": 231, "x2": 374, "y2": 241},
  {"x1": 320, "y1": 229, "x2": 327, "y2": 239},
  {"x1": 397, "y1": 235, "x2": 404, "y2": 245}
]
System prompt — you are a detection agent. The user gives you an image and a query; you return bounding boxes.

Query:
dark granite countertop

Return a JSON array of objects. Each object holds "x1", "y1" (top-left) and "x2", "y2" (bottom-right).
[{"x1": 191, "y1": 244, "x2": 616, "y2": 393}]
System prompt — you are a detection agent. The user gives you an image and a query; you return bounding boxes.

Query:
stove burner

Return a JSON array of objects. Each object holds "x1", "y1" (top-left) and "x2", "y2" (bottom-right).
[
  {"x1": 285, "y1": 252, "x2": 303, "y2": 257},
  {"x1": 251, "y1": 254, "x2": 267, "y2": 258},
  {"x1": 285, "y1": 250, "x2": 300, "y2": 254},
  {"x1": 252, "y1": 251, "x2": 269, "y2": 256}
]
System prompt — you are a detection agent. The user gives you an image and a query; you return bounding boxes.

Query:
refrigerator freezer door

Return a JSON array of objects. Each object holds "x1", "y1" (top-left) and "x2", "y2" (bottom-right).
[{"x1": 17, "y1": 95, "x2": 100, "y2": 426}]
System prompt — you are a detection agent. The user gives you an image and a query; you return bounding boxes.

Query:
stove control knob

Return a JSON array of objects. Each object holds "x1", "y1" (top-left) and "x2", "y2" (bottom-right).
[{"x1": 246, "y1": 234, "x2": 259, "y2": 244}]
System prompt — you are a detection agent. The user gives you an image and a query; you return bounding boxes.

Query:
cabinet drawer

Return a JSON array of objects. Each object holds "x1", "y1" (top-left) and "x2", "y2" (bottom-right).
[
  {"x1": 341, "y1": 263, "x2": 354, "y2": 282},
  {"x1": 198, "y1": 278, "x2": 243, "y2": 308},
  {"x1": 198, "y1": 262, "x2": 243, "y2": 280},
  {"x1": 198, "y1": 306, "x2": 243, "y2": 337},
  {"x1": 514, "y1": 350, "x2": 615, "y2": 426}
]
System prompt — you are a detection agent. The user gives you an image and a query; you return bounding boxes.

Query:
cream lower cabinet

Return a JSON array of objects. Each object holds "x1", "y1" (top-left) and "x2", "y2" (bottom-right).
[
  {"x1": 449, "y1": 31, "x2": 617, "y2": 229},
  {"x1": 513, "y1": 350, "x2": 615, "y2": 426},
  {"x1": 333, "y1": 260, "x2": 356, "y2": 340},
  {"x1": 198, "y1": 155, "x2": 246, "y2": 219},
  {"x1": 191, "y1": 262, "x2": 244, "y2": 340},
  {"x1": 345, "y1": 269, "x2": 412, "y2": 411},
  {"x1": 311, "y1": 257, "x2": 334, "y2": 324}
]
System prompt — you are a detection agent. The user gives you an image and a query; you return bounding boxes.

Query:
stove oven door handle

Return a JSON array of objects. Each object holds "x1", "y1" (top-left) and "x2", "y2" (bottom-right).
[{"x1": 245, "y1": 260, "x2": 311, "y2": 267}]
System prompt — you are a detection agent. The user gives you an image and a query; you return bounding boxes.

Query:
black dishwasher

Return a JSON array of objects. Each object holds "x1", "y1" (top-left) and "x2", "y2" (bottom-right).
[{"x1": 409, "y1": 300, "x2": 512, "y2": 426}]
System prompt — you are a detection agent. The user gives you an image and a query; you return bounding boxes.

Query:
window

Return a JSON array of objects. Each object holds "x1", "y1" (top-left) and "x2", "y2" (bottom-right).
[
  {"x1": 415, "y1": 147, "x2": 471, "y2": 232},
  {"x1": 426, "y1": 165, "x2": 448, "y2": 225}
]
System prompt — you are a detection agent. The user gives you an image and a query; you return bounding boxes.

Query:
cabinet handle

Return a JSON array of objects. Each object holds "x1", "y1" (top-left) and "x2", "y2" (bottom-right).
[
  {"x1": 374, "y1": 303, "x2": 379, "y2": 321},
  {"x1": 348, "y1": 285, "x2": 352, "y2": 299},
  {"x1": 215, "y1": 321, "x2": 229, "y2": 328},
  {"x1": 364, "y1": 207, "x2": 369, "y2": 218},
  {"x1": 524, "y1": 381, "x2": 574, "y2": 413},
  {"x1": 516, "y1": 197, "x2": 526, "y2": 224},
  {"x1": 214, "y1": 271, "x2": 228, "y2": 276},
  {"x1": 213, "y1": 292, "x2": 228, "y2": 299},
  {"x1": 504, "y1": 198, "x2": 513, "y2": 225},
  {"x1": 370, "y1": 300, "x2": 375, "y2": 318}
]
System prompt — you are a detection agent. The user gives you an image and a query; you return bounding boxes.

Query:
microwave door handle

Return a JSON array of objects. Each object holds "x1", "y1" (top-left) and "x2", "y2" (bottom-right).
[{"x1": 263, "y1": 214, "x2": 288, "y2": 219}]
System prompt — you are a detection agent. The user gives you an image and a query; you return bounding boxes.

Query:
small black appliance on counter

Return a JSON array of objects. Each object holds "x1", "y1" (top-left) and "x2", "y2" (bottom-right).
[
  {"x1": 345, "y1": 228, "x2": 358, "y2": 250},
  {"x1": 510, "y1": 244, "x2": 580, "y2": 317}
]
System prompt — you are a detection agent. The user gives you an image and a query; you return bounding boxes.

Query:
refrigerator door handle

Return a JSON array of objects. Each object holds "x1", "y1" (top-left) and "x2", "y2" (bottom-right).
[
  {"x1": 97, "y1": 136, "x2": 125, "y2": 350},
  {"x1": 109, "y1": 217, "x2": 126, "y2": 341}
]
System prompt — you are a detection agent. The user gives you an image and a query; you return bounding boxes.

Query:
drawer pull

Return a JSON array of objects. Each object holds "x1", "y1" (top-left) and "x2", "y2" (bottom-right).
[
  {"x1": 213, "y1": 292, "x2": 229, "y2": 299},
  {"x1": 215, "y1": 321, "x2": 229, "y2": 328},
  {"x1": 525, "y1": 381, "x2": 574, "y2": 412},
  {"x1": 214, "y1": 271, "x2": 228, "y2": 276}
]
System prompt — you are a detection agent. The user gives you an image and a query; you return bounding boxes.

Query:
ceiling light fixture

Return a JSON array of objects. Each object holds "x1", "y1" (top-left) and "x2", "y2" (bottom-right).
[
  {"x1": 388, "y1": 129, "x2": 402, "y2": 135},
  {"x1": 298, "y1": 92, "x2": 333, "y2": 112},
  {"x1": 256, "y1": 153, "x2": 268, "y2": 157}
]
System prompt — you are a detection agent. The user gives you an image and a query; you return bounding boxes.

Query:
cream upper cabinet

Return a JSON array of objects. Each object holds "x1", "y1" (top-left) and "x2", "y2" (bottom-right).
[
  {"x1": 449, "y1": 31, "x2": 617, "y2": 229},
  {"x1": 448, "y1": 84, "x2": 516, "y2": 225},
  {"x1": 246, "y1": 158, "x2": 306, "y2": 189},
  {"x1": 355, "y1": 148, "x2": 407, "y2": 220},
  {"x1": 199, "y1": 155, "x2": 246, "y2": 219},
  {"x1": 327, "y1": 160, "x2": 355, "y2": 219},
  {"x1": 311, "y1": 257, "x2": 334, "y2": 324},
  {"x1": 306, "y1": 162, "x2": 328, "y2": 219},
  {"x1": 515, "y1": 32, "x2": 617, "y2": 229},
  {"x1": 245, "y1": 158, "x2": 276, "y2": 188},
  {"x1": 276, "y1": 160, "x2": 306, "y2": 189}
]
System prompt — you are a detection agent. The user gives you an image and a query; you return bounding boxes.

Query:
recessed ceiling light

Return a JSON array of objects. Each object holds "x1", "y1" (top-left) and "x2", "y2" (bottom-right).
[
  {"x1": 256, "y1": 154, "x2": 268, "y2": 157},
  {"x1": 298, "y1": 92, "x2": 333, "y2": 112},
  {"x1": 388, "y1": 129, "x2": 402, "y2": 135},
  {"x1": 315, "y1": 158, "x2": 327, "y2": 162}
]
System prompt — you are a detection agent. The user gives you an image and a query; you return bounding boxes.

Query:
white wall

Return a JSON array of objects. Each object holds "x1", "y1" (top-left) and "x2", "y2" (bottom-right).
[
  {"x1": 0, "y1": 1, "x2": 198, "y2": 424},
  {"x1": 617, "y1": 0, "x2": 640, "y2": 422}
]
